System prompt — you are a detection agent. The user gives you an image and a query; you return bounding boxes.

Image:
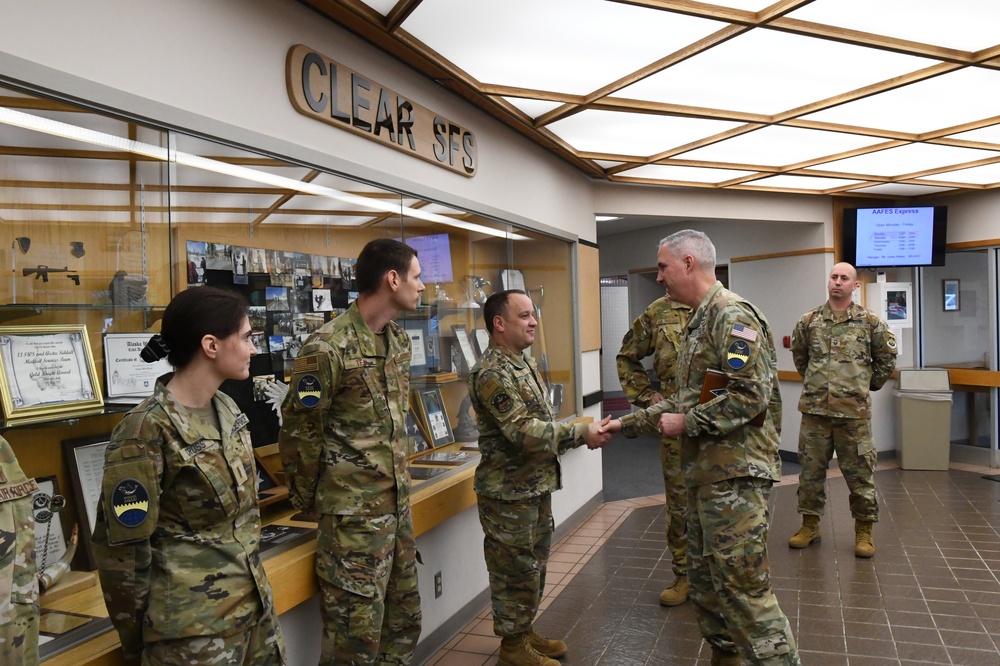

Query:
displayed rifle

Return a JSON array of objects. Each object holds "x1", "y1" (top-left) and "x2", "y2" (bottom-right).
[{"x1": 22, "y1": 265, "x2": 80, "y2": 285}]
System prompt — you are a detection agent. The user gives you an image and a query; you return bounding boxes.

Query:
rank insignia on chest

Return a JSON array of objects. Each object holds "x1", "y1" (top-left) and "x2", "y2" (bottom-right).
[
  {"x1": 492, "y1": 392, "x2": 513, "y2": 414},
  {"x1": 296, "y1": 373, "x2": 323, "y2": 408},
  {"x1": 111, "y1": 478, "x2": 150, "y2": 527},
  {"x1": 726, "y1": 340, "x2": 751, "y2": 370}
]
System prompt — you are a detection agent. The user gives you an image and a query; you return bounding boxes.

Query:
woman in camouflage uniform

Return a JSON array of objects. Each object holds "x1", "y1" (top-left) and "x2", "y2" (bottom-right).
[{"x1": 92, "y1": 287, "x2": 285, "y2": 665}]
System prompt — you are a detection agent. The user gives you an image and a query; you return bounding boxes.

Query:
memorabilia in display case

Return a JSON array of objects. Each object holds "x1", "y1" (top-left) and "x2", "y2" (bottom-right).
[{"x1": 0, "y1": 83, "x2": 580, "y2": 633}]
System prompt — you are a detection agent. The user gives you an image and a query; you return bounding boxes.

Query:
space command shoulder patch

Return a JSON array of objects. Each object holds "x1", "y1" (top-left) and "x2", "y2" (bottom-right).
[
  {"x1": 296, "y1": 373, "x2": 323, "y2": 408},
  {"x1": 726, "y1": 339, "x2": 751, "y2": 370},
  {"x1": 112, "y1": 478, "x2": 150, "y2": 527},
  {"x1": 491, "y1": 392, "x2": 514, "y2": 414}
]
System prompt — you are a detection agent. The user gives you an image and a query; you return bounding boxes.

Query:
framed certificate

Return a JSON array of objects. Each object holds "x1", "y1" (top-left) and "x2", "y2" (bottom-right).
[
  {"x1": 103, "y1": 332, "x2": 172, "y2": 401},
  {"x1": 451, "y1": 324, "x2": 478, "y2": 373},
  {"x1": 0, "y1": 325, "x2": 104, "y2": 424},
  {"x1": 62, "y1": 434, "x2": 111, "y2": 570}
]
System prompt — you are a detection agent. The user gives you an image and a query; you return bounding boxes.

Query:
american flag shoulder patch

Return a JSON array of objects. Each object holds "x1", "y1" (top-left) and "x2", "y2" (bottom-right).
[
  {"x1": 731, "y1": 323, "x2": 758, "y2": 342},
  {"x1": 293, "y1": 354, "x2": 320, "y2": 373}
]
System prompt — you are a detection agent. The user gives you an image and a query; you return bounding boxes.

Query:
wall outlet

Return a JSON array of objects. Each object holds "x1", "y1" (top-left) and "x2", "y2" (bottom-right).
[{"x1": 434, "y1": 571, "x2": 443, "y2": 598}]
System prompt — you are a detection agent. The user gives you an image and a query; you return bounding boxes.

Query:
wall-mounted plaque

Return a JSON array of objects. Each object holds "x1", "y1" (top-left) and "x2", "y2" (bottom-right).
[{"x1": 0, "y1": 325, "x2": 104, "y2": 424}]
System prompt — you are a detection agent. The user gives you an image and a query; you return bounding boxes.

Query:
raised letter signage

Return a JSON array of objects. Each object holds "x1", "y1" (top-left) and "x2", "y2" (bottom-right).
[{"x1": 287, "y1": 44, "x2": 477, "y2": 177}]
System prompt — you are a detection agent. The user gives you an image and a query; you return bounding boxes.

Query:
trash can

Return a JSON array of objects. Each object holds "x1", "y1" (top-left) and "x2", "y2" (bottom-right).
[{"x1": 895, "y1": 368, "x2": 952, "y2": 470}]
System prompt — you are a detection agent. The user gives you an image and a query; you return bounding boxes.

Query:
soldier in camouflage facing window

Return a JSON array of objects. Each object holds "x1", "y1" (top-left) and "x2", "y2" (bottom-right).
[{"x1": 279, "y1": 239, "x2": 424, "y2": 666}]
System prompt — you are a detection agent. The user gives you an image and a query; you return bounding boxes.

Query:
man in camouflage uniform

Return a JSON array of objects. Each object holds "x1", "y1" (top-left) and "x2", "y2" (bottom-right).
[
  {"x1": 92, "y1": 379, "x2": 285, "y2": 665},
  {"x1": 469, "y1": 289, "x2": 610, "y2": 666},
  {"x1": 605, "y1": 230, "x2": 799, "y2": 666},
  {"x1": 0, "y1": 435, "x2": 38, "y2": 666},
  {"x1": 787, "y1": 262, "x2": 897, "y2": 558},
  {"x1": 280, "y1": 238, "x2": 424, "y2": 665},
  {"x1": 617, "y1": 296, "x2": 691, "y2": 606}
]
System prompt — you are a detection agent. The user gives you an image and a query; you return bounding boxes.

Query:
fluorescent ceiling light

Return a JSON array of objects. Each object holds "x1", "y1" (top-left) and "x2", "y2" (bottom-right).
[
  {"x1": 619, "y1": 29, "x2": 930, "y2": 116},
  {"x1": 0, "y1": 106, "x2": 523, "y2": 239},
  {"x1": 617, "y1": 164, "x2": 756, "y2": 183},
  {"x1": 402, "y1": 0, "x2": 721, "y2": 95},
  {"x1": 787, "y1": 0, "x2": 1000, "y2": 51},
  {"x1": 595, "y1": 215, "x2": 620, "y2": 222}
]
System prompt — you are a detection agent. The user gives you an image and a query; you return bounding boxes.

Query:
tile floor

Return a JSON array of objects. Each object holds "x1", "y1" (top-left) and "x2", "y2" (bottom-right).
[{"x1": 424, "y1": 461, "x2": 1000, "y2": 665}]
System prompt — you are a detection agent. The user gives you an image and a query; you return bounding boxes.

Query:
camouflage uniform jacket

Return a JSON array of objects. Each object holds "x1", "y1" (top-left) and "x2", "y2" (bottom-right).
[
  {"x1": 279, "y1": 301, "x2": 411, "y2": 516},
  {"x1": 616, "y1": 297, "x2": 691, "y2": 407},
  {"x1": 0, "y1": 436, "x2": 38, "y2": 666},
  {"x1": 792, "y1": 301, "x2": 897, "y2": 419},
  {"x1": 469, "y1": 344, "x2": 589, "y2": 501},
  {"x1": 620, "y1": 282, "x2": 782, "y2": 487},
  {"x1": 91, "y1": 378, "x2": 274, "y2": 658}
]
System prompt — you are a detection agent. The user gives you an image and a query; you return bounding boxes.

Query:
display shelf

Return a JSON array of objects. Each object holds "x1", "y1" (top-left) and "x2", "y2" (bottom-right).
[{"x1": 0, "y1": 402, "x2": 135, "y2": 433}]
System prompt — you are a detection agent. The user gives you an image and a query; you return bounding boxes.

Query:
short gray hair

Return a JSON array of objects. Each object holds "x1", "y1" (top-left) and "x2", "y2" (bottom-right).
[{"x1": 659, "y1": 230, "x2": 716, "y2": 270}]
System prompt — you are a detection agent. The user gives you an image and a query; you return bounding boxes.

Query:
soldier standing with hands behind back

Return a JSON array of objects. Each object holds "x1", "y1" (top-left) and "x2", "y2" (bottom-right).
[
  {"x1": 469, "y1": 289, "x2": 611, "y2": 666},
  {"x1": 787, "y1": 262, "x2": 897, "y2": 558},
  {"x1": 616, "y1": 295, "x2": 691, "y2": 606}
]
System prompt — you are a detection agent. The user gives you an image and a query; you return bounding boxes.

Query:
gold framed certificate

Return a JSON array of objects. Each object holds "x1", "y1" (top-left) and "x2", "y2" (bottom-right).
[{"x1": 0, "y1": 324, "x2": 104, "y2": 424}]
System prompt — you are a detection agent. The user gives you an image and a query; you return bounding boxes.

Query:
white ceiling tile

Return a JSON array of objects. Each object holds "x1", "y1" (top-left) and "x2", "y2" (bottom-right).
[
  {"x1": 679, "y1": 126, "x2": 885, "y2": 166},
  {"x1": 787, "y1": 0, "x2": 1000, "y2": 51},
  {"x1": 546, "y1": 109, "x2": 741, "y2": 156},
  {"x1": 356, "y1": 0, "x2": 397, "y2": 15},
  {"x1": 618, "y1": 29, "x2": 931, "y2": 115},
  {"x1": 500, "y1": 97, "x2": 564, "y2": 119},
  {"x1": 849, "y1": 183, "x2": 957, "y2": 196},
  {"x1": 402, "y1": 0, "x2": 723, "y2": 95},
  {"x1": 818, "y1": 142, "x2": 1000, "y2": 176},
  {"x1": 928, "y1": 162, "x2": 1000, "y2": 185},
  {"x1": 617, "y1": 164, "x2": 756, "y2": 183},
  {"x1": 802, "y1": 68, "x2": 1000, "y2": 134},
  {"x1": 742, "y1": 174, "x2": 867, "y2": 190}
]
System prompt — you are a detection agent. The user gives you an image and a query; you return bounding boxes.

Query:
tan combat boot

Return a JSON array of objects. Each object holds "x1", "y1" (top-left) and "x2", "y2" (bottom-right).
[
  {"x1": 658, "y1": 575, "x2": 688, "y2": 607},
  {"x1": 499, "y1": 633, "x2": 559, "y2": 666},
  {"x1": 855, "y1": 520, "x2": 875, "y2": 558},
  {"x1": 788, "y1": 514, "x2": 821, "y2": 549},
  {"x1": 710, "y1": 645, "x2": 742, "y2": 665},
  {"x1": 527, "y1": 627, "x2": 568, "y2": 658}
]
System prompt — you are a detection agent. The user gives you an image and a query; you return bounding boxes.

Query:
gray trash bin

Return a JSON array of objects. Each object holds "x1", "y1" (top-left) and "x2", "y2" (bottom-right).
[{"x1": 895, "y1": 368, "x2": 952, "y2": 470}]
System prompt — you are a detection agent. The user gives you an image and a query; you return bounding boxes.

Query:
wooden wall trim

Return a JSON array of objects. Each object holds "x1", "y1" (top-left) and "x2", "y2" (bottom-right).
[
  {"x1": 946, "y1": 239, "x2": 1000, "y2": 251},
  {"x1": 731, "y1": 247, "x2": 833, "y2": 263}
]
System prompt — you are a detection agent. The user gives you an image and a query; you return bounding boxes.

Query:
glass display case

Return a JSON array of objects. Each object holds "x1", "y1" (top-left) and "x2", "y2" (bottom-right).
[{"x1": 0, "y1": 80, "x2": 579, "y2": 478}]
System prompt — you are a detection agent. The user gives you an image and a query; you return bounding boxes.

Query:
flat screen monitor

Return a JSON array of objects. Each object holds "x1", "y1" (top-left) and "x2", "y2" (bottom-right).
[
  {"x1": 404, "y1": 233, "x2": 454, "y2": 284},
  {"x1": 842, "y1": 205, "x2": 947, "y2": 268}
]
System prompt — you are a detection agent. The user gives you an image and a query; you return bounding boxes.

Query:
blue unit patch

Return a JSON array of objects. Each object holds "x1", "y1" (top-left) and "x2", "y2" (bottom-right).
[
  {"x1": 112, "y1": 478, "x2": 150, "y2": 527},
  {"x1": 296, "y1": 373, "x2": 323, "y2": 408},
  {"x1": 726, "y1": 339, "x2": 751, "y2": 370}
]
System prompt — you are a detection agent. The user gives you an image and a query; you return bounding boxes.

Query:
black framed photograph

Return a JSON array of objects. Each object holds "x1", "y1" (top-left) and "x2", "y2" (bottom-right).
[
  {"x1": 414, "y1": 387, "x2": 455, "y2": 448},
  {"x1": 62, "y1": 434, "x2": 111, "y2": 570},
  {"x1": 943, "y1": 279, "x2": 960, "y2": 311}
]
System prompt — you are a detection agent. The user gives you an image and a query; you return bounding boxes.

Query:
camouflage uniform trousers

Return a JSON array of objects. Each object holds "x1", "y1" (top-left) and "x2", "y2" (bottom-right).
[
  {"x1": 687, "y1": 478, "x2": 800, "y2": 666},
  {"x1": 660, "y1": 433, "x2": 687, "y2": 577},
  {"x1": 796, "y1": 413, "x2": 878, "y2": 522},
  {"x1": 477, "y1": 493, "x2": 553, "y2": 637},
  {"x1": 0, "y1": 594, "x2": 37, "y2": 666},
  {"x1": 316, "y1": 511, "x2": 422, "y2": 666},
  {"x1": 142, "y1": 610, "x2": 285, "y2": 665}
]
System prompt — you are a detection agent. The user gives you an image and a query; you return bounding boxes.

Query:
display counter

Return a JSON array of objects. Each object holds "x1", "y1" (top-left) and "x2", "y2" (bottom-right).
[{"x1": 37, "y1": 454, "x2": 478, "y2": 666}]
